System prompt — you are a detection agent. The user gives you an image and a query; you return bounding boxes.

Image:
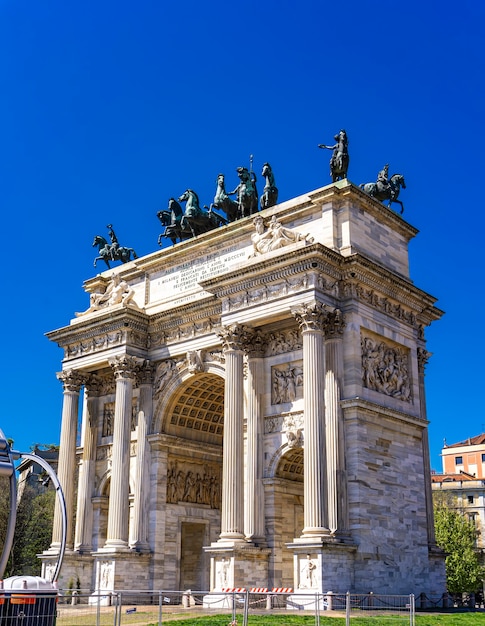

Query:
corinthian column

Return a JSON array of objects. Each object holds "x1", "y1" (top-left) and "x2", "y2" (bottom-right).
[
  {"x1": 130, "y1": 361, "x2": 153, "y2": 551},
  {"x1": 104, "y1": 355, "x2": 140, "y2": 550},
  {"x1": 323, "y1": 310, "x2": 348, "y2": 535},
  {"x1": 418, "y1": 347, "x2": 437, "y2": 547},
  {"x1": 292, "y1": 302, "x2": 330, "y2": 537},
  {"x1": 217, "y1": 324, "x2": 251, "y2": 542},
  {"x1": 75, "y1": 374, "x2": 102, "y2": 552},
  {"x1": 52, "y1": 370, "x2": 85, "y2": 550},
  {"x1": 244, "y1": 330, "x2": 266, "y2": 544}
]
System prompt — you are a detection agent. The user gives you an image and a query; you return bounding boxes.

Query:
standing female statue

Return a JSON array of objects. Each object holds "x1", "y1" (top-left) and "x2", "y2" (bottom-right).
[{"x1": 318, "y1": 129, "x2": 349, "y2": 182}]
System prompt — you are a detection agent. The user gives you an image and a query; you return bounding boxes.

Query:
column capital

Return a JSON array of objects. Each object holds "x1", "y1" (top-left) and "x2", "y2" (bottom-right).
[
  {"x1": 108, "y1": 355, "x2": 142, "y2": 380},
  {"x1": 417, "y1": 347, "x2": 431, "y2": 374},
  {"x1": 84, "y1": 373, "x2": 104, "y2": 398},
  {"x1": 291, "y1": 301, "x2": 335, "y2": 334},
  {"x1": 57, "y1": 369, "x2": 85, "y2": 393},
  {"x1": 137, "y1": 360, "x2": 154, "y2": 386},
  {"x1": 323, "y1": 309, "x2": 345, "y2": 339},
  {"x1": 217, "y1": 323, "x2": 253, "y2": 352},
  {"x1": 245, "y1": 329, "x2": 266, "y2": 358}
]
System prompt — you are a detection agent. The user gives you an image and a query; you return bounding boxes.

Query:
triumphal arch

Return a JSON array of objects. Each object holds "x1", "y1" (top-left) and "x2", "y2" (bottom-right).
[{"x1": 43, "y1": 178, "x2": 445, "y2": 597}]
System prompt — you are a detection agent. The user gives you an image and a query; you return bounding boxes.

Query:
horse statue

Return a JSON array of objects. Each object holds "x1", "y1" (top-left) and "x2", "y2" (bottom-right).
[
  {"x1": 157, "y1": 198, "x2": 188, "y2": 246},
  {"x1": 260, "y1": 162, "x2": 278, "y2": 210},
  {"x1": 178, "y1": 189, "x2": 226, "y2": 237},
  {"x1": 210, "y1": 174, "x2": 239, "y2": 222},
  {"x1": 93, "y1": 235, "x2": 138, "y2": 269},
  {"x1": 318, "y1": 129, "x2": 349, "y2": 182},
  {"x1": 359, "y1": 173, "x2": 406, "y2": 214},
  {"x1": 229, "y1": 166, "x2": 258, "y2": 218}
]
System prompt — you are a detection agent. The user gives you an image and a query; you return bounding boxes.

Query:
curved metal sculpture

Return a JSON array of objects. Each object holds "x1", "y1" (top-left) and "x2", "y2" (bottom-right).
[
  {"x1": 93, "y1": 224, "x2": 137, "y2": 269},
  {"x1": 260, "y1": 162, "x2": 278, "y2": 210},
  {"x1": 360, "y1": 168, "x2": 406, "y2": 214},
  {"x1": 318, "y1": 129, "x2": 349, "y2": 182}
]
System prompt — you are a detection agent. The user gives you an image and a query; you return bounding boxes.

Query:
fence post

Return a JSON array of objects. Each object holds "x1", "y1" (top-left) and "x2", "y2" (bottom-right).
[
  {"x1": 410, "y1": 593, "x2": 415, "y2": 626},
  {"x1": 158, "y1": 590, "x2": 163, "y2": 626},
  {"x1": 326, "y1": 590, "x2": 334, "y2": 610},
  {"x1": 243, "y1": 589, "x2": 249, "y2": 626},
  {"x1": 117, "y1": 592, "x2": 122, "y2": 626},
  {"x1": 266, "y1": 591, "x2": 272, "y2": 610}
]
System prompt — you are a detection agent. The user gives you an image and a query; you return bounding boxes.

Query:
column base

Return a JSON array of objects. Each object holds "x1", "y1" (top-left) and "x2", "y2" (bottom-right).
[{"x1": 98, "y1": 540, "x2": 131, "y2": 553}]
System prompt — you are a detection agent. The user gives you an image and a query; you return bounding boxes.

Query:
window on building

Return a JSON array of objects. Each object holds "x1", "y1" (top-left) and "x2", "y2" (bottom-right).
[
  {"x1": 482, "y1": 453, "x2": 485, "y2": 462},
  {"x1": 455, "y1": 456, "x2": 463, "y2": 465},
  {"x1": 468, "y1": 495, "x2": 474, "y2": 504}
]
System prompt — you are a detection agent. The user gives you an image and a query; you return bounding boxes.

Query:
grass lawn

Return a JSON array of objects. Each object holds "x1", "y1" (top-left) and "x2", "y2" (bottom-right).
[
  {"x1": 56, "y1": 606, "x2": 485, "y2": 625},
  {"x1": 143, "y1": 612, "x2": 485, "y2": 625}
]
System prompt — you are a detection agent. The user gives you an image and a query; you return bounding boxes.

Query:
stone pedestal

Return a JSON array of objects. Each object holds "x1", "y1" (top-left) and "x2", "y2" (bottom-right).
[
  {"x1": 203, "y1": 543, "x2": 270, "y2": 607},
  {"x1": 286, "y1": 540, "x2": 357, "y2": 599}
]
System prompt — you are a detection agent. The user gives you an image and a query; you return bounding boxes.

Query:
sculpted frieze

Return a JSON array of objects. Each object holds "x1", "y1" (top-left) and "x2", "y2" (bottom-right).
[
  {"x1": 65, "y1": 330, "x2": 125, "y2": 359},
  {"x1": 265, "y1": 329, "x2": 302, "y2": 356},
  {"x1": 265, "y1": 412, "x2": 303, "y2": 434},
  {"x1": 361, "y1": 333, "x2": 411, "y2": 402},
  {"x1": 271, "y1": 361, "x2": 303, "y2": 405},
  {"x1": 149, "y1": 318, "x2": 218, "y2": 347},
  {"x1": 223, "y1": 275, "x2": 310, "y2": 313},
  {"x1": 342, "y1": 282, "x2": 418, "y2": 328},
  {"x1": 166, "y1": 461, "x2": 221, "y2": 509}
]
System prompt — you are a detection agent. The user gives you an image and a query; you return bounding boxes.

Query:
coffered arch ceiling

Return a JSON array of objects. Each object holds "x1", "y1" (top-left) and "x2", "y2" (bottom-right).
[
  {"x1": 164, "y1": 373, "x2": 224, "y2": 446},
  {"x1": 276, "y1": 448, "x2": 304, "y2": 482}
]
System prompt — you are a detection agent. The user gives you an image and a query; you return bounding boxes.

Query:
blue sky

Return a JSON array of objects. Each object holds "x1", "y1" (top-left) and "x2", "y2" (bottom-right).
[{"x1": 1, "y1": 0, "x2": 483, "y2": 471}]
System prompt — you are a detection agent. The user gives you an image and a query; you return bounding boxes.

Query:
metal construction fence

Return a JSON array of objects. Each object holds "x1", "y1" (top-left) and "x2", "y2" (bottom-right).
[{"x1": 22, "y1": 589, "x2": 419, "y2": 626}]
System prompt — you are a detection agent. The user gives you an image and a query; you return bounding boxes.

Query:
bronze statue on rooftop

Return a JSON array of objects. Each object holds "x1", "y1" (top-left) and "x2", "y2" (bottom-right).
[
  {"x1": 260, "y1": 162, "x2": 278, "y2": 210},
  {"x1": 211, "y1": 174, "x2": 239, "y2": 223},
  {"x1": 359, "y1": 165, "x2": 406, "y2": 214},
  {"x1": 93, "y1": 224, "x2": 137, "y2": 269},
  {"x1": 228, "y1": 165, "x2": 258, "y2": 218},
  {"x1": 318, "y1": 129, "x2": 349, "y2": 182},
  {"x1": 158, "y1": 191, "x2": 226, "y2": 246}
]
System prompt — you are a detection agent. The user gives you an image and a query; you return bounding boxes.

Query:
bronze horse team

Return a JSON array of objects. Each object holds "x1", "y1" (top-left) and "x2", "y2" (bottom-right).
[
  {"x1": 157, "y1": 163, "x2": 278, "y2": 247},
  {"x1": 92, "y1": 132, "x2": 407, "y2": 268}
]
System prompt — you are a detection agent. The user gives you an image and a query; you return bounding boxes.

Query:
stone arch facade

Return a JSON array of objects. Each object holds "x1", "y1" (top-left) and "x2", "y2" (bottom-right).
[{"x1": 45, "y1": 181, "x2": 445, "y2": 598}]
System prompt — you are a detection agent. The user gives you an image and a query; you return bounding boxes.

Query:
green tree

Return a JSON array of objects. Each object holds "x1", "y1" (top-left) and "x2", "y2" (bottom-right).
[{"x1": 434, "y1": 492, "x2": 485, "y2": 594}]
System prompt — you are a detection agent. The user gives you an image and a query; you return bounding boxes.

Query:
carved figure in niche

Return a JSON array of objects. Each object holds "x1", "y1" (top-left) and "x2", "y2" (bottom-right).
[
  {"x1": 271, "y1": 363, "x2": 303, "y2": 404},
  {"x1": 154, "y1": 360, "x2": 177, "y2": 395},
  {"x1": 300, "y1": 554, "x2": 317, "y2": 589},
  {"x1": 318, "y1": 129, "x2": 349, "y2": 182},
  {"x1": 250, "y1": 215, "x2": 313, "y2": 257},
  {"x1": 100, "y1": 561, "x2": 114, "y2": 590},
  {"x1": 130, "y1": 401, "x2": 138, "y2": 431},
  {"x1": 103, "y1": 404, "x2": 114, "y2": 437},
  {"x1": 218, "y1": 557, "x2": 230, "y2": 587},
  {"x1": 187, "y1": 350, "x2": 204, "y2": 374},
  {"x1": 361, "y1": 336, "x2": 411, "y2": 401}
]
